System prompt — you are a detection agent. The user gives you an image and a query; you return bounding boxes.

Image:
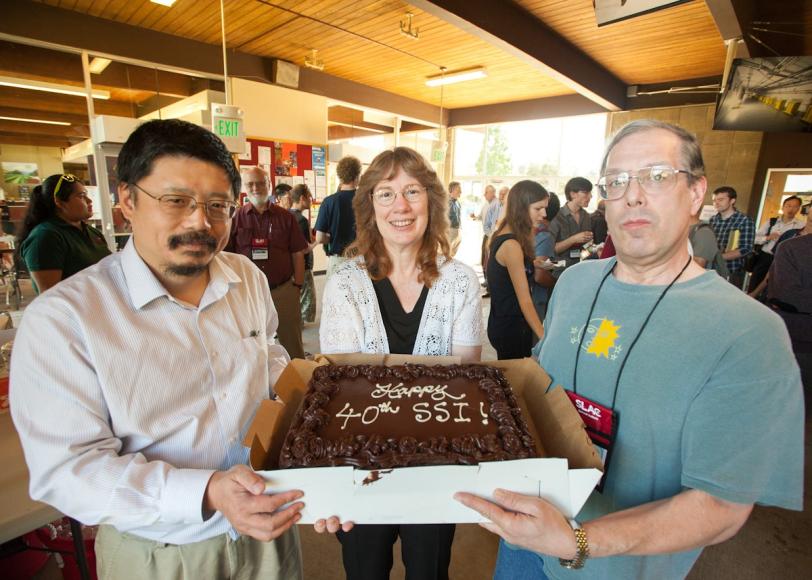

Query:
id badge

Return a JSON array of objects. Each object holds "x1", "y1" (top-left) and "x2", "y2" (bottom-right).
[
  {"x1": 565, "y1": 390, "x2": 618, "y2": 492},
  {"x1": 251, "y1": 237, "x2": 269, "y2": 261},
  {"x1": 569, "y1": 248, "x2": 582, "y2": 259}
]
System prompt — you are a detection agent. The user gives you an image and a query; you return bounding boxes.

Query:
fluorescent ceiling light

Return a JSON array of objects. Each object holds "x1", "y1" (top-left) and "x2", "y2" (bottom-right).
[
  {"x1": 0, "y1": 115, "x2": 70, "y2": 126},
  {"x1": 425, "y1": 67, "x2": 487, "y2": 87},
  {"x1": 150, "y1": 0, "x2": 177, "y2": 6},
  {"x1": 88, "y1": 57, "x2": 112, "y2": 74},
  {"x1": 0, "y1": 76, "x2": 111, "y2": 99}
]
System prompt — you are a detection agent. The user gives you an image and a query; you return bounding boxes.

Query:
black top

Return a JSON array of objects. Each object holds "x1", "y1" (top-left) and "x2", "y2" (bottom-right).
[
  {"x1": 486, "y1": 233, "x2": 533, "y2": 319},
  {"x1": 372, "y1": 277, "x2": 429, "y2": 354},
  {"x1": 289, "y1": 208, "x2": 313, "y2": 270}
]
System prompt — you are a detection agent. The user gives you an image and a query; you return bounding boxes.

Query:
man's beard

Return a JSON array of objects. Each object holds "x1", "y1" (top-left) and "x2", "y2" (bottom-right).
[
  {"x1": 249, "y1": 194, "x2": 269, "y2": 207},
  {"x1": 165, "y1": 230, "x2": 218, "y2": 277}
]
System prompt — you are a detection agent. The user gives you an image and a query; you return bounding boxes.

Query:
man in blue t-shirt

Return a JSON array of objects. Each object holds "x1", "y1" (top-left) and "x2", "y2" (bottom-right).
[
  {"x1": 456, "y1": 120, "x2": 804, "y2": 580},
  {"x1": 314, "y1": 155, "x2": 361, "y2": 278}
]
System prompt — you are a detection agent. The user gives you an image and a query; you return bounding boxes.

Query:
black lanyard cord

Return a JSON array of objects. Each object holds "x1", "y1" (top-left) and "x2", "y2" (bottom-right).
[{"x1": 572, "y1": 256, "x2": 693, "y2": 409}]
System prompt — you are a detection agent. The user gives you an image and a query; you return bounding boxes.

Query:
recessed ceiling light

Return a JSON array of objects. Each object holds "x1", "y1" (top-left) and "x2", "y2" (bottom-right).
[
  {"x1": 425, "y1": 67, "x2": 487, "y2": 87},
  {"x1": 88, "y1": 57, "x2": 112, "y2": 74},
  {"x1": 150, "y1": 0, "x2": 177, "y2": 6},
  {"x1": 0, "y1": 115, "x2": 71, "y2": 126},
  {"x1": 0, "y1": 76, "x2": 111, "y2": 99}
]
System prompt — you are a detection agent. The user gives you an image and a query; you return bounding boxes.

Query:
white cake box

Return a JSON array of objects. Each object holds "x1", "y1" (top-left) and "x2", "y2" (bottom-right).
[{"x1": 244, "y1": 354, "x2": 603, "y2": 524}]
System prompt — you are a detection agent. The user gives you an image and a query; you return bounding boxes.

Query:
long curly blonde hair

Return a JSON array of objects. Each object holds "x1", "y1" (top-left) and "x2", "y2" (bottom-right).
[{"x1": 347, "y1": 147, "x2": 450, "y2": 286}]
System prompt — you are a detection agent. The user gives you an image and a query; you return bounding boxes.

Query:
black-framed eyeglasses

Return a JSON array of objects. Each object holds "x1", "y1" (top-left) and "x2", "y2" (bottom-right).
[
  {"x1": 53, "y1": 174, "x2": 78, "y2": 200},
  {"x1": 371, "y1": 185, "x2": 427, "y2": 206},
  {"x1": 131, "y1": 183, "x2": 237, "y2": 222},
  {"x1": 596, "y1": 165, "x2": 695, "y2": 200}
]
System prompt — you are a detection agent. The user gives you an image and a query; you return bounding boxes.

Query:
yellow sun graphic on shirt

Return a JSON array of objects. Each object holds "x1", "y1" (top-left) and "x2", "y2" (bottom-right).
[{"x1": 587, "y1": 318, "x2": 621, "y2": 359}]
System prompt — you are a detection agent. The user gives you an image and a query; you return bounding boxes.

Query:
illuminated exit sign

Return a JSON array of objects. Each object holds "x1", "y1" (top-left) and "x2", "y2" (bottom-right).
[{"x1": 211, "y1": 103, "x2": 245, "y2": 154}]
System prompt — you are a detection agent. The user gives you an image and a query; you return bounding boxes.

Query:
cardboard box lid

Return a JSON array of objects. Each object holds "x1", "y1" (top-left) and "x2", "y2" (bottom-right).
[{"x1": 245, "y1": 355, "x2": 603, "y2": 522}]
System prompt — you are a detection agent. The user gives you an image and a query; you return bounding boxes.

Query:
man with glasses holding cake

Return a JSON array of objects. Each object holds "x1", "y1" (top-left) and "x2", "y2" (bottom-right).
[
  {"x1": 11, "y1": 119, "x2": 304, "y2": 579},
  {"x1": 456, "y1": 119, "x2": 803, "y2": 580}
]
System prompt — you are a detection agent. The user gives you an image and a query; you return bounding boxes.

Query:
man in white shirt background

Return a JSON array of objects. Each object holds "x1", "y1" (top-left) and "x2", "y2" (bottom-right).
[
  {"x1": 749, "y1": 195, "x2": 805, "y2": 291},
  {"x1": 10, "y1": 119, "x2": 304, "y2": 579}
]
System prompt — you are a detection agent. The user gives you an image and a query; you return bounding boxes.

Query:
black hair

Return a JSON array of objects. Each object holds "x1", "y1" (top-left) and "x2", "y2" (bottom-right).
[
  {"x1": 116, "y1": 119, "x2": 240, "y2": 198},
  {"x1": 274, "y1": 183, "x2": 292, "y2": 197},
  {"x1": 16, "y1": 173, "x2": 80, "y2": 251},
  {"x1": 546, "y1": 192, "x2": 561, "y2": 222},
  {"x1": 783, "y1": 195, "x2": 802, "y2": 206},
  {"x1": 713, "y1": 186, "x2": 737, "y2": 200},
  {"x1": 564, "y1": 177, "x2": 593, "y2": 201}
]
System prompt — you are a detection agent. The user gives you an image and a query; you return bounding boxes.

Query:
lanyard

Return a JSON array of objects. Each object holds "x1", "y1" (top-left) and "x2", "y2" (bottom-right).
[{"x1": 572, "y1": 256, "x2": 692, "y2": 409}]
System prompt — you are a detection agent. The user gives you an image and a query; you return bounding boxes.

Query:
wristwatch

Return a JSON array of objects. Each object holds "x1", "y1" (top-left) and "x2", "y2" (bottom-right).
[{"x1": 559, "y1": 519, "x2": 589, "y2": 570}]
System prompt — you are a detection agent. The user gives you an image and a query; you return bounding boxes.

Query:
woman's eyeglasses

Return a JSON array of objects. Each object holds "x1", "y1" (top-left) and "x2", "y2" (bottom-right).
[{"x1": 371, "y1": 185, "x2": 426, "y2": 206}]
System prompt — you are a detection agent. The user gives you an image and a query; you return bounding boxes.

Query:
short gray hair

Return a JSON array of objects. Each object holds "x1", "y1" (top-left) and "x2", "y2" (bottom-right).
[{"x1": 600, "y1": 119, "x2": 705, "y2": 182}]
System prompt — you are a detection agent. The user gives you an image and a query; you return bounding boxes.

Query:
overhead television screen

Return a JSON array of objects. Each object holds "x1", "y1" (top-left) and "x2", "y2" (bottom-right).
[
  {"x1": 713, "y1": 57, "x2": 812, "y2": 133},
  {"x1": 594, "y1": 0, "x2": 690, "y2": 27}
]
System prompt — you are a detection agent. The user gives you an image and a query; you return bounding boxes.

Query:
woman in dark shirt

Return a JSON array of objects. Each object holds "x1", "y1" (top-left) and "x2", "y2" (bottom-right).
[
  {"x1": 17, "y1": 173, "x2": 110, "y2": 293},
  {"x1": 487, "y1": 180, "x2": 550, "y2": 359},
  {"x1": 317, "y1": 147, "x2": 483, "y2": 580}
]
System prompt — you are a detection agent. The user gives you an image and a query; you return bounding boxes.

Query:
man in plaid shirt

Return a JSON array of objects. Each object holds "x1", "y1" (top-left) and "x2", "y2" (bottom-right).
[{"x1": 710, "y1": 186, "x2": 755, "y2": 289}]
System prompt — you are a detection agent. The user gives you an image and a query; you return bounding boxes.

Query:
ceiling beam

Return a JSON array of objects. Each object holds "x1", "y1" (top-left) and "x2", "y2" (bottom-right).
[
  {"x1": 0, "y1": 0, "x2": 443, "y2": 126},
  {"x1": 0, "y1": 120, "x2": 89, "y2": 138},
  {"x1": 448, "y1": 94, "x2": 607, "y2": 127},
  {"x1": 328, "y1": 125, "x2": 389, "y2": 140},
  {"x1": 0, "y1": 87, "x2": 135, "y2": 117},
  {"x1": 0, "y1": 132, "x2": 74, "y2": 147},
  {"x1": 411, "y1": 0, "x2": 626, "y2": 111},
  {"x1": 704, "y1": 0, "x2": 754, "y2": 56},
  {"x1": 0, "y1": 105, "x2": 90, "y2": 126}
]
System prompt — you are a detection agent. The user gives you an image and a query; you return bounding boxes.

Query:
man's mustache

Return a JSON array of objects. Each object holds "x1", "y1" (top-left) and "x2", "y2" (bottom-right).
[{"x1": 168, "y1": 231, "x2": 218, "y2": 251}]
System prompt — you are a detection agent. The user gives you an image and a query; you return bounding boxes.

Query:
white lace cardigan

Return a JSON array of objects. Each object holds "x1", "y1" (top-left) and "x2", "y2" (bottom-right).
[{"x1": 320, "y1": 256, "x2": 483, "y2": 356}]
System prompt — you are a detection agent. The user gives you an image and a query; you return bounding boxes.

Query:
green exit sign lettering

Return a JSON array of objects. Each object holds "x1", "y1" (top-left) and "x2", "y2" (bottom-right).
[{"x1": 215, "y1": 118, "x2": 241, "y2": 138}]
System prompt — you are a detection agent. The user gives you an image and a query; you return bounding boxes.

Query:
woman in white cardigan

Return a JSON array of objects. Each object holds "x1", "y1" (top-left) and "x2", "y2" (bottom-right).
[{"x1": 317, "y1": 147, "x2": 482, "y2": 580}]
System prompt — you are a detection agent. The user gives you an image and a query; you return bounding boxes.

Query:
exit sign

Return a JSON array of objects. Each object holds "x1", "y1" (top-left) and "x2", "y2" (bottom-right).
[{"x1": 211, "y1": 103, "x2": 245, "y2": 153}]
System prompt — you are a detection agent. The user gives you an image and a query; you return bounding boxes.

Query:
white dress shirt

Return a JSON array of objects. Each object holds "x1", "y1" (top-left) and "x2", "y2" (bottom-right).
[
  {"x1": 10, "y1": 240, "x2": 290, "y2": 544},
  {"x1": 755, "y1": 216, "x2": 806, "y2": 254}
]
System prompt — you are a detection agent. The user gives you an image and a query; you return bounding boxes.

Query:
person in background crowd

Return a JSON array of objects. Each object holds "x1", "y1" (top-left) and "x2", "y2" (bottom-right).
[
  {"x1": 487, "y1": 180, "x2": 549, "y2": 359},
  {"x1": 749, "y1": 195, "x2": 805, "y2": 291},
  {"x1": 550, "y1": 176, "x2": 594, "y2": 269},
  {"x1": 318, "y1": 147, "x2": 482, "y2": 580},
  {"x1": 532, "y1": 191, "x2": 560, "y2": 337},
  {"x1": 17, "y1": 173, "x2": 110, "y2": 293},
  {"x1": 315, "y1": 155, "x2": 362, "y2": 277},
  {"x1": 591, "y1": 199, "x2": 608, "y2": 244},
  {"x1": 274, "y1": 183, "x2": 293, "y2": 209},
  {"x1": 710, "y1": 186, "x2": 755, "y2": 289},
  {"x1": 688, "y1": 212, "x2": 728, "y2": 277},
  {"x1": 767, "y1": 218, "x2": 812, "y2": 413},
  {"x1": 11, "y1": 119, "x2": 305, "y2": 579},
  {"x1": 457, "y1": 119, "x2": 802, "y2": 580},
  {"x1": 477, "y1": 184, "x2": 498, "y2": 288},
  {"x1": 495, "y1": 185, "x2": 509, "y2": 225},
  {"x1": 289, "y1": 184, "x2": 317, "y2": 325},
  {"x1": 447, "y1": 180, "x2": 462, "y2": 256},
  {"x1": 227, "y1": 166, "x2": 307, "y2": 359}
]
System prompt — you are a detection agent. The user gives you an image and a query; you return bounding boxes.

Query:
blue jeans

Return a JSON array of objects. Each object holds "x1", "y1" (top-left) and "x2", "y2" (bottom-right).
[{"x1": 493, "y1": 540, "x2": 549, "y2": 580}]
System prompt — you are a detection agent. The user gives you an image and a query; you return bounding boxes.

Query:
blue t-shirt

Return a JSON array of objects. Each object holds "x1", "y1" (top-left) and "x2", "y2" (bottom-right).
[
  {"x1": 532, "y1": 259, "x2": 804, "y2": 580},
  {"x1": 532, "y1": 229, "x2": 555, "y2": 313},
  {"x1": 314, "y1": 189, "x2": 356, "y2": 256}
]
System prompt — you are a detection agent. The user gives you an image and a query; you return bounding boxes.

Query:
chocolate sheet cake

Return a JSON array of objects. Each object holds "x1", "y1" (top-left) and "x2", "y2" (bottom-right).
[{"x1": 278, "y1": 363, "x2": 538, "y2": 469}]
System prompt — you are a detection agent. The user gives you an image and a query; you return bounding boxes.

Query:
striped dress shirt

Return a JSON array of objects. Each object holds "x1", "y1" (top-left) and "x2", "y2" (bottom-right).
[{"x1": 10, "y1": 240, "x2": 290, "y2": 544}]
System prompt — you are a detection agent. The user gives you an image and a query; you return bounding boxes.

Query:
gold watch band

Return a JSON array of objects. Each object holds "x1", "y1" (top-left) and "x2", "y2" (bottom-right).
[{"x1": 559, "y1": 521, "x2": 589, "y2": 570}]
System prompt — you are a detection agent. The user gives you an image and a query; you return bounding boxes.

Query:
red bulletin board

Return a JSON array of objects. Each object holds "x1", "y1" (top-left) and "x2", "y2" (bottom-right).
[{"x1": 238, "y1": 138, "x2": 317, "y2": 183}]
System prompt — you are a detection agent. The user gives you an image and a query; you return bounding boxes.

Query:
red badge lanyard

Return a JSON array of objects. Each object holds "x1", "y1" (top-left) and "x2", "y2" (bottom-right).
[{"x1": 569, "y1": 256, "x2": 692, "y2": 491}]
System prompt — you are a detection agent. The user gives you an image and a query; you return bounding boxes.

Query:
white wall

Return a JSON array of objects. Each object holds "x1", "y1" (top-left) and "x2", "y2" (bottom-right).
[
  {"x1": 0, "y1": 144, "x2": 64, "y2": 199},
  {"x1": 231, "y1": 78, "x2": 328, "y2": 144}
]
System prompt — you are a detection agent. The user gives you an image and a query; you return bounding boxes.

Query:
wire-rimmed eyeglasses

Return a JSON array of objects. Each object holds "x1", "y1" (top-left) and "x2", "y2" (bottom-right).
[
  {"x1": 131, "y1": 183, "x2": 237, "y2": 222},
  {"x1": 596, "y1": 165, "x2": 695, "y2": 200},
  {"x1": 371, "y1": 185, "x2": 427, "y2": 206}
]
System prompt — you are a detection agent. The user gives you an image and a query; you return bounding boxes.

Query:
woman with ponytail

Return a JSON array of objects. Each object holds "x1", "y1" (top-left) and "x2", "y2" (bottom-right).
[
  {"x1": 17, "y1": 173, "x2": 110, "y2": 293},
  {"x1": 486, "y1": 180, "x2": 550, "y2": 359}
]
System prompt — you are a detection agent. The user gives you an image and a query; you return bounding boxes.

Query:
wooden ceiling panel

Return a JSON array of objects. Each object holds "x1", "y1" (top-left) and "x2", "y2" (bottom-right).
[{"x1": 515, "y1": 0, "x2": 726, "y2": 85}]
